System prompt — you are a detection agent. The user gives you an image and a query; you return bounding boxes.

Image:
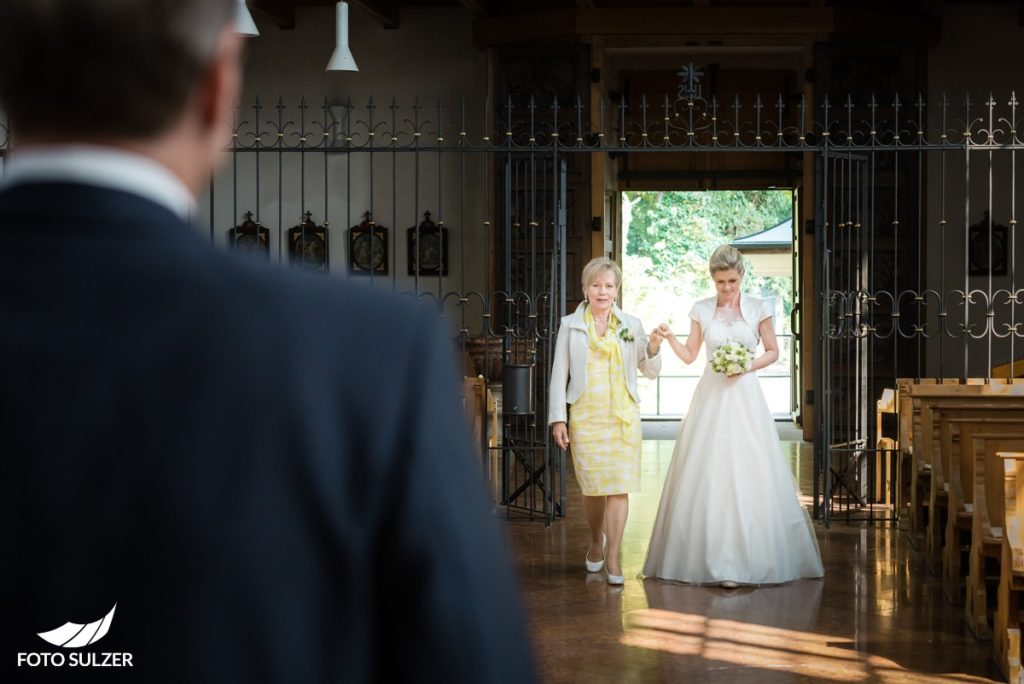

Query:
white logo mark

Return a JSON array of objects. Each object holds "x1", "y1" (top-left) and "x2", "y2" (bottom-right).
[{"x1": 37, "y1": 604, "x2": 117, "y2": 648}]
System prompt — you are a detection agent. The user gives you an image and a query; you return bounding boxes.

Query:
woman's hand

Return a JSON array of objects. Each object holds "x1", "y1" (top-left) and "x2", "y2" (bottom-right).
[
  {"x1": 647, "y1": 323, "x2": 670, "y2": 356},
  {"x1": 647, "y1": 330, "x2": 662, "y2": 357},
  {"x1": 647, "y1": 324, "x2": 672, "y2": 357},
  {"x1": 551, "y1": 422, "x2": 570, "y2": 449}
]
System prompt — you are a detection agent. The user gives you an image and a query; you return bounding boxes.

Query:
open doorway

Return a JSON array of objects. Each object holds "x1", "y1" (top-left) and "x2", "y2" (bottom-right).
[{"x1": 621, "y1": 189, "x2": 796, "y2": 420}]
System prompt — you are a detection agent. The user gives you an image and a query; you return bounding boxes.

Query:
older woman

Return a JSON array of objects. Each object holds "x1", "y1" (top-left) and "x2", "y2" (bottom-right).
[{"x1": 549, "y1": 257, "x2": 663, "y2": 585}]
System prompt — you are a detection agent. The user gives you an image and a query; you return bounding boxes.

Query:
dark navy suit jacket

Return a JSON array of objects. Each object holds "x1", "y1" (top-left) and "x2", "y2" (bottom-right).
[{"x1": 0, "y1": 182, "x2": 535, "y2": 683}]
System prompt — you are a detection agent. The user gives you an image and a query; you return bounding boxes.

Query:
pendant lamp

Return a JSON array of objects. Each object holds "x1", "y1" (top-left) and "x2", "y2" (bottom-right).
[
  {"x1": 326, "y1": 2, "x2": 358, "y2": 72},
  {"x1": 234, "y1": 0, "x2": 259, "y2": 37}
]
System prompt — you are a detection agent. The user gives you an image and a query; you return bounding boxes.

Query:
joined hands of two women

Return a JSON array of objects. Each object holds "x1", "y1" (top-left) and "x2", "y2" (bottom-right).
[{"x1": 647, "y1": 324, "x2": 671, "y2": 357}]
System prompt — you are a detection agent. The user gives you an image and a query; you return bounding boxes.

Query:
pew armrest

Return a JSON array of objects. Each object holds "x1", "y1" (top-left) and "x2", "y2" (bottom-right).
[{"x1": 1001, "y1": 451, "x2": 1024, "y2": 578}]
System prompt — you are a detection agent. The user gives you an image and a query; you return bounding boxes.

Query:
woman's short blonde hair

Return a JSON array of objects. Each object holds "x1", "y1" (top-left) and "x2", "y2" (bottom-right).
[
  {"x1": 708, "y1": 245, "x2": 746, "y2": 276},
  {"x1": 580, "y1": 257, "x2": 622, "y2": 293}
]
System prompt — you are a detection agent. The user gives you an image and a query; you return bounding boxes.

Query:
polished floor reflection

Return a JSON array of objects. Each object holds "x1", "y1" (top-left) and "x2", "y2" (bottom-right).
[{"x1": 505, "y1": 437, "x2": 1000, "y2": 683}]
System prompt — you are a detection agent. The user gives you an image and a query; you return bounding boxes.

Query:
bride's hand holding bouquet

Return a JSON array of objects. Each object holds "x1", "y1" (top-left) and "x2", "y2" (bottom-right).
[{"x1": 710, "y1": 341, "x2": 753, "y2": 377}]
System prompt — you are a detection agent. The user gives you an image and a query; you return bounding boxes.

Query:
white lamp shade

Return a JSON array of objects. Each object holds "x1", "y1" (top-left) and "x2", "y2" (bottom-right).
[
  {"x1": 326, "y1": 2, "x2": 358, "y2": 71},
  {"x1": 234, "y1": 0, "x2": 259, "y2": 37}
]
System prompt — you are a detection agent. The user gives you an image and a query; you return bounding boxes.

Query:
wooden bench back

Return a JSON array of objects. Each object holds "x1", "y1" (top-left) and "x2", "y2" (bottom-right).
[
  {"x1": 992, "y1": 359, "x2": 1024, "y2": 379},
  {"x1": 919, "y1": 395, "x2": 1024, "y2": 477},
  {"x1": 943, "y1": 417, "x2": 1024, "y2": 508},
  {"x1": 1001, "y1": 452, "x2": 1024, "y2": 577},
  {"x1": 977, "y1": 438, "x2": 1024, "y2": 536},
  {"x1": 462, "y1": 376, "x2": 498, "y2": 452},
  {"x1": 900, "y1": 380, "x2": 978, "y2": 457},
  {"x1": 897, "y1": 378, "x2": 996, "y2": 459}
]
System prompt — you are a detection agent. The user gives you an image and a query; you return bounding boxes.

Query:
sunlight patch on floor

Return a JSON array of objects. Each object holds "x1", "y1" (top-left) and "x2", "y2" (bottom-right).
[{"x1": 621, "y1": 609, "x2": 992, "y2": 683}]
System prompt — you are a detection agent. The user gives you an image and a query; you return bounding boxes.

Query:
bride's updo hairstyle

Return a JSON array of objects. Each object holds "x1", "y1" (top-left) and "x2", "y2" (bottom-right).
[{"x1": 708, "y1": 245, "x2": 746, "y2": 276}]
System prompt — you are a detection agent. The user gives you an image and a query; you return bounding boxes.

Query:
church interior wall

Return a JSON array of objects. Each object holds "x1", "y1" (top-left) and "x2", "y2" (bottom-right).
[
  {"x1": 199, "y1": 6, "x2": 491, "y2": 328},
  {"x1": 924, "y1": 1, "x2": 1024, "y2": 377}
]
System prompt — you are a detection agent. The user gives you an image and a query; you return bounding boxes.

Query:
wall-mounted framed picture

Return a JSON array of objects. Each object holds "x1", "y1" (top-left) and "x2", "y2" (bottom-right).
[
  {"x1": 968, "y1": 211, "x2": 1008, "y2": 276},
  {"x1": 288, "y1": 211, "x2": 328, "y2": 272},
  {"x1": 407, "y1": 211, "x2": 448, "y2": 277},
  {"x1": 349, "y1": 211, "x2": 388, "y2": 275},
  {"x1": 227, "y1": 211, "x2": 270, "y2": 257}
]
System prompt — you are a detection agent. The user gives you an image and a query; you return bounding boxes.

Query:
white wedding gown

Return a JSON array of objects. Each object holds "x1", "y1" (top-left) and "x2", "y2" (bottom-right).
[{"x1": 642, "y1": 296, "x2": 824, "y2": 585}]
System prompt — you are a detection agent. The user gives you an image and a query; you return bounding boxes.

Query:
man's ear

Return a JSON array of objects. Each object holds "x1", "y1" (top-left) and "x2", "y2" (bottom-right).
[{"x1": 195, "y1": 28, "x2": 243, "y2": 138}]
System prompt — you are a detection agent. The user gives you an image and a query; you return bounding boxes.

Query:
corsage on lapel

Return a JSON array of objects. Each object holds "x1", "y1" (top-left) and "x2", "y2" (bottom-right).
[{"x1": 617, "y1": 325, "x2": 635, "y2": 343}]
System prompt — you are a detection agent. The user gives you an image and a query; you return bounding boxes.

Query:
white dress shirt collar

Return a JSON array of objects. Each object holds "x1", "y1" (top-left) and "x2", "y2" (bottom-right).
[{"x1": 3, "y1": 145, "x2": 197, "y2": 221}]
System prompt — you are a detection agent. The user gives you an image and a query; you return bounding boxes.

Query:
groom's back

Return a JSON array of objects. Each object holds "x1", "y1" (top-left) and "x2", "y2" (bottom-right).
[{"x1": 0, "y1": 183, "x2": 534, "y2": 683}]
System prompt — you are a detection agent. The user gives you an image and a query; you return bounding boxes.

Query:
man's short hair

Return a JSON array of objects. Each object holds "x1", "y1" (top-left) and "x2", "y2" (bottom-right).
[{"x1": 0, "y1": 0, "x2": 234, "y2": 140}]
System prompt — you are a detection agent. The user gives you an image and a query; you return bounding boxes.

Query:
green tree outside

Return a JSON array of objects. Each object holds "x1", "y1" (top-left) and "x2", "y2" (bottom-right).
[{"x1": 621, "y1": 190, "x2": 794, "y2": 415}]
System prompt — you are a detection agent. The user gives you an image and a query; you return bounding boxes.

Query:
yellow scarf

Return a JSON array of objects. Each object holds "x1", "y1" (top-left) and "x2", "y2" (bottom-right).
[{"x1": 585, "y1": 307, "x2": 639, "y2": 443}]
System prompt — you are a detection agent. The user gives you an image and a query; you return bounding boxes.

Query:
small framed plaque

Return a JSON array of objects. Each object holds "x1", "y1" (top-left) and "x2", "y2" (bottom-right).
[
  {"x1": 288, "y1": 212, "x2": 328, "y2": 271},
  {"x1": 407, "y1": 211, "x2": 448, "y2": 277},
  {"x1": 349, "y1": 211, "x2": 388, "y2": 275},
  {"x1": 227, "y1": 212, "x2": 270, "y2": 257}
]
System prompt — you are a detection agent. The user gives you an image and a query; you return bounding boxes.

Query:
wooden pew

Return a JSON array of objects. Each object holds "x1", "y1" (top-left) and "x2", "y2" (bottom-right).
[
  {"x1": 942, "y1": 418, "x2": 1024, "y2": 601},
  {"x1": 899, "y1": 378, "x2": 1022, "y2": 526},
  {"x1": 462, "y1": 376, "x2": 500, "y2": 501},
  {"x1": 995, "y1": 451, "x2": 1024, "y2": 681},
  {"x1": 922, "y1": 394, "x2": 1024, "y2": 570},
  {"x1": 875, "y1": 388, "x2": 897, "y2": 504},
  {"x1": 992, "y1": 359, "x2": 1024, "y2": 379},
  {"x1": 965, "y1": 437, "x2": 1024, "y2": 639},
  {"x1": 898, "y1": 379, "x2": 990, "y2": 539},
  {"x1": 897, "y1": 381, "x2": 1024, "y2": 543}
]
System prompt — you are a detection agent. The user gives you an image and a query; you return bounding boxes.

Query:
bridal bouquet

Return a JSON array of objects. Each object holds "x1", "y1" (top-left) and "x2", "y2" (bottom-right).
[{"x1": 710, "y1": 341, "x2": 753, "y2": 376}]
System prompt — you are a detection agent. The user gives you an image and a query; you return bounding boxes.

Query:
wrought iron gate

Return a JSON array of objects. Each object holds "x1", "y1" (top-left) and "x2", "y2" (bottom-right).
[
  {"x1": 817, "y1": 94, "x2": 1024, "y2": 525},
  {"x1": 498, "y1": 155, "x2": 567, "y2": 522},
  {"x1": 4, "y1": 91, "x2": 1020, "y2": 527}
]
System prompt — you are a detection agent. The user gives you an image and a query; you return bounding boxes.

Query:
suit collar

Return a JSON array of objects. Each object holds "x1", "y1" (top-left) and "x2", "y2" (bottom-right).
[
  {"x1": 0, "y1": 182, "x2": 196, "y2": 244},
  {"x1": 3, "y1": 145, "x2": 197, "y2": 222}
]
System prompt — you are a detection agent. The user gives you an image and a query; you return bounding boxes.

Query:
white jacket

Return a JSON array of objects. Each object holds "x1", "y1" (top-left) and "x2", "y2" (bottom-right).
[{"x1": 548, "y1": 302, "x2": 662, "y2": 425}]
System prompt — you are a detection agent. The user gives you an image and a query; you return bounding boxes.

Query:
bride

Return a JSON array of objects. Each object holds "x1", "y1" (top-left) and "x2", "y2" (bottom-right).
[{"x1": 642, "y1": 245, "x2": 824, "y2": 587}]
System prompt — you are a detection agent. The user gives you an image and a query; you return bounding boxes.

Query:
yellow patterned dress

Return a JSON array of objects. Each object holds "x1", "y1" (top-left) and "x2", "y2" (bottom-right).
[{"x1": 568, "y1": 310, "x2": 642, "y2": 496}]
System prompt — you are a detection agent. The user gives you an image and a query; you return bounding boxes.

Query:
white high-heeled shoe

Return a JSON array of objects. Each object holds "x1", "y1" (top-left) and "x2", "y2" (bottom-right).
[
  {"x1": 606, "y1": 570, "x2": 625, "y2": 586},
  {"x1": 585, "y1": 533, "x2": 607, "y2": 573}
]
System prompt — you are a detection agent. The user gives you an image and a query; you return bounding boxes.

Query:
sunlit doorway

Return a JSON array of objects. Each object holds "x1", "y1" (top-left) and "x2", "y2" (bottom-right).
[{"x1": 621, "y1": 190, "x2": 795, "y2": 419}]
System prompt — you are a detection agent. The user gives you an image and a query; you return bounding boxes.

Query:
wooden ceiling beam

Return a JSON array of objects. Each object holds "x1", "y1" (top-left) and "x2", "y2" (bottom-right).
[
  {"x1": 832, "y1": 7, "x2": 940, "y2": 43},
  {"x1": 474, "y1": 7, "x2": 940, "y2": 47},
  {"x1": 457, "y1": 0, "x2": 492, "y2": 17},
  {"x1": 349, "y1": 0, "x2": 400, "y2": 29},
  {"x1": 475, "y1": 7, "x2": 834, "y2": 47},
  {"x1": 250, "y1": 0, "x2": 296, "y2": 29}
]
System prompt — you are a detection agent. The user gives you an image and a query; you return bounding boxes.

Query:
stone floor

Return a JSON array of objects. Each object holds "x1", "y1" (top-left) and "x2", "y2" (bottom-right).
[{"x1": 504, "y1": 438, "x2": 1001, "y2": 683}]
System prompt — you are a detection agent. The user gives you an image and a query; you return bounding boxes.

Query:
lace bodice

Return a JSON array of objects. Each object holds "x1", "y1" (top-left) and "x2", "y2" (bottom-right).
[
  {"x1": 705, "y1": 306, "x2": 758, "y2": 356},
  {"x1": 712, "y1": 306, "x2": 742, "y2": 326},
  {"x1": 688, "y1": 296, "x2": 773, "y2": 357}
]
